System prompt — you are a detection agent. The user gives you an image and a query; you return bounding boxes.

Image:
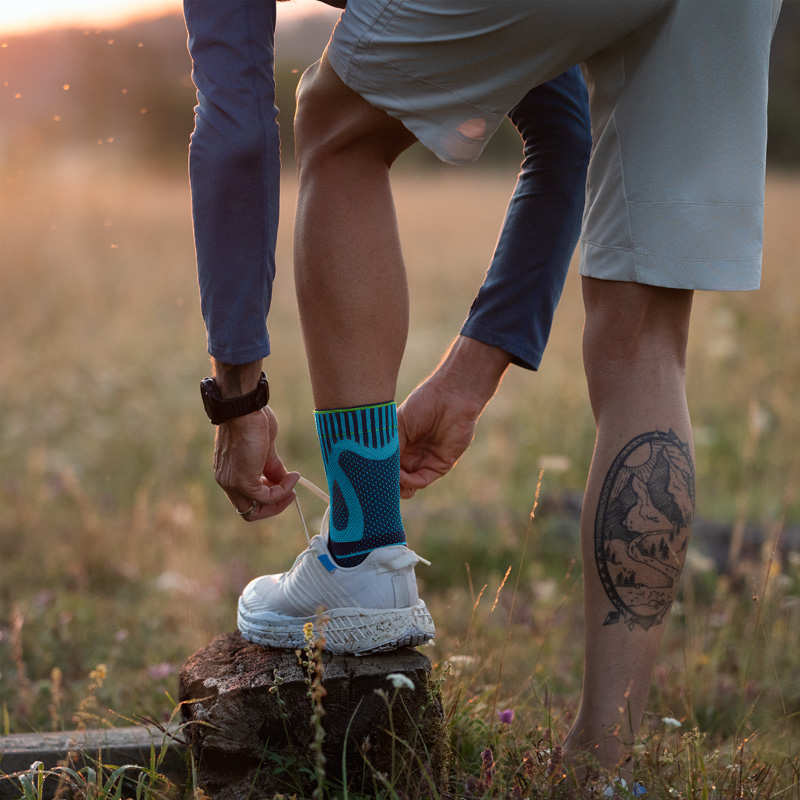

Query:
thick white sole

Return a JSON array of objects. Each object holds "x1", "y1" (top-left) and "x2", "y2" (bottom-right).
[{"x1": 237, "y1": 598, "x2": 435, "y2": 655}]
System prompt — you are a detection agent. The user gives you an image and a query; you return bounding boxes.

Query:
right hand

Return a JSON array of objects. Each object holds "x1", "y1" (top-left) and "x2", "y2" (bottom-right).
[{"x1": 213, "y1": 406, "x2": 300, "y2": 521}]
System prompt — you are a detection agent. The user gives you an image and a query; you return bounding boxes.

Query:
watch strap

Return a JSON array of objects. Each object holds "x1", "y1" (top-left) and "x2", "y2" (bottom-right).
[{"x1": 201, "y1": 372, "x2": 269, "y2": 425}]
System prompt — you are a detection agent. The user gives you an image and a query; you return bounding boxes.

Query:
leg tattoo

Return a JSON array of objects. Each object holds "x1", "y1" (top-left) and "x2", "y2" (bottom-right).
[{"x1": 595, "y1": 430, "x2": 694, "y2": 630}]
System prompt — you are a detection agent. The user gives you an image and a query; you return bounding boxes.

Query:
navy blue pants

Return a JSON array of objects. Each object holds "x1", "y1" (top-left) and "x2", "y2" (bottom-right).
[{"x1": 184, "y1": 0, "x2": 590, "y2": 369}]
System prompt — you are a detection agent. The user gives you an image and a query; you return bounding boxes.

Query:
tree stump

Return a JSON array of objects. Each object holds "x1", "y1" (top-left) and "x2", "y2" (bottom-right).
[{"x1": 179, "y1": 633, "x2": 447, "y2": 799}]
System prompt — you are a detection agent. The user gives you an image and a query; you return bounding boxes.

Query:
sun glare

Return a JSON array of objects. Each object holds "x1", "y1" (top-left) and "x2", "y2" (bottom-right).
[{"x1": 1, "y1": 0, "x2": 321, "y2": 34}]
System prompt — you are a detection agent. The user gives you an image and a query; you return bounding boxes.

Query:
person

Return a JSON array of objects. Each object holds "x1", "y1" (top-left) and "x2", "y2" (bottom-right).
[
  {"x1": 234, "y1": 70, "x2": 590, "y2": 653},
  {"x1": 186, "y1": 2, "x2": 592, "y2": 640},
  {"x1": 233, "y1": 0, "x2": 783, "y2": 779},
  {"x1": 184, "y1": 0, "x2": 589, "y2": 516}
]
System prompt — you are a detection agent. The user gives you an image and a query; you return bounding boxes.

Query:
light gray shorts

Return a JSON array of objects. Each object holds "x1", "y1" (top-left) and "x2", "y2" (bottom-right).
[{"x1": 327, "y1": 0, "x2": 783, "y2": 290}]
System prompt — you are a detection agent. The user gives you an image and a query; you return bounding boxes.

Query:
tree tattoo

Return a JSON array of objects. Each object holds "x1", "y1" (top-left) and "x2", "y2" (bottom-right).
[{"x1": 595, "y1": 430, "x2": 694, "y2": 631}]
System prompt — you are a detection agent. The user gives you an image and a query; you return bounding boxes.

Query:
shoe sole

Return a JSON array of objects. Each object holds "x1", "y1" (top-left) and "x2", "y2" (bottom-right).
[{"x1": 237, "y1": 598, "x2": 435, "y2": 655}]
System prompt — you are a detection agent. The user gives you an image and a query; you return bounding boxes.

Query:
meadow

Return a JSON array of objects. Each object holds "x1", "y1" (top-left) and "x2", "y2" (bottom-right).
[{"x1": 1, "y1": 154, "x2": 800, "y2": 798}]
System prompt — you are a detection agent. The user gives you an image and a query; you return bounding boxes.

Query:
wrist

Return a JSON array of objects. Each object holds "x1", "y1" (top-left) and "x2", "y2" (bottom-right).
[
  {"x1": 436, "y1": 336, "x2": 510, "y2": 412},
  {"x1": 212, "y1": 358, "x2": 264, "y2": 399}
]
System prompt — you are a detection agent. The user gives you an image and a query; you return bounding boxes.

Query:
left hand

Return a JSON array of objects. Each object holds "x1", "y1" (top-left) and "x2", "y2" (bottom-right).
[
  {"x1": 398, "y1": 375, "x2": 480, "y2": 498},
  {"x1": 398, "y1": 336, "x2": 511, "y2": 498}
]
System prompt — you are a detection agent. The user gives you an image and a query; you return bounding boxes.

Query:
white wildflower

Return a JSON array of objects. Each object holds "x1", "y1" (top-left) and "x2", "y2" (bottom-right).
[{"x1": 386, "y1": 673, "x2": 415, "y2": 691}]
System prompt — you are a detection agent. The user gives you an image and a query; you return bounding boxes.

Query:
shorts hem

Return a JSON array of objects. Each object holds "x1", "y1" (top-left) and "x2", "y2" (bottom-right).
[
  {"x1": 327, "y1": 39, "x2": 491, "y2": 165},
  {"x1": 579, "y1": 240, "x2": 762, "y2": 292}
]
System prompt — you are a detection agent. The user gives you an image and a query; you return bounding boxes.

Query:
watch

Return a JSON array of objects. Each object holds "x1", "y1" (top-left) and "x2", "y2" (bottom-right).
[{"x1": 200, "y1": 372, "x2": 270, "y2": 425}]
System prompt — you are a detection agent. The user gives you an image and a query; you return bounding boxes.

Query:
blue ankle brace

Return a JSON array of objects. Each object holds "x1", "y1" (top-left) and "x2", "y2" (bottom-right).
[{"x1": 315, "y1": 402, "x2": 406, "y2": 566}]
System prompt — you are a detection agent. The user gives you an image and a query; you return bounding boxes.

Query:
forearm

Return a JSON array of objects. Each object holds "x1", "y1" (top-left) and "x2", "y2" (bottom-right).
[
  {"x1": 433, "y1": 336, "x2": 511, "y2": 416},
  {"x1": 461, "y1": 66, "x2": 591, "y2": 371},
  {"x1": 186, "y1": 0, "x2": 280, "y2": 364},
  {"x1": 212, "y1": 358, "x2": 264, "y2": 398}
]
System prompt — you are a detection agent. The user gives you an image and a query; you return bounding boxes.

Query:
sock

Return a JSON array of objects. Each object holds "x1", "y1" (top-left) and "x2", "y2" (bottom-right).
[{"x1": 315, "y1": 402, "x2": 406, "y2": 566}]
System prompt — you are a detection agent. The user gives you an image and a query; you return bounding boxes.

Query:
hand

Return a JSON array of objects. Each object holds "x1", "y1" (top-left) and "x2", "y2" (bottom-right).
[
  {"x1": 213, "y1": 406, "x2": 300, "y2": 521},
  {"x1": 398, "y1": 378, "x2": 481, "y2": 498},
  {"x1": 398, "y1": 336, "x2": 510, "y2": 498}
]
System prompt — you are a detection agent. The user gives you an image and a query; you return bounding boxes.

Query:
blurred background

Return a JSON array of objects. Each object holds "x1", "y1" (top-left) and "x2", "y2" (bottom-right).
[
  {"x1": 3, "y1": 1, "x2": 798, "y2": 173},
  {"x1": 1, "y1": 1, "x2": 800, "y2": 791}
]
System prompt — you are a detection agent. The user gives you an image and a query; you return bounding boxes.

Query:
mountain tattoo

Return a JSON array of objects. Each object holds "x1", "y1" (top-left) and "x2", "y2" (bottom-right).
[{"x1": 595, "y1": 429, "x2": 695, "y2": 631}]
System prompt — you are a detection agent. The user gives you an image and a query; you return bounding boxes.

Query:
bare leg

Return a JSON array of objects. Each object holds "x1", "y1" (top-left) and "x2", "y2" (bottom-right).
[
  {"x1": 294, "y1": 58, "x2": 416, "y2": 409},
  {"x1": 565, "y1": 277, "x2": 695, "y2": 777}
]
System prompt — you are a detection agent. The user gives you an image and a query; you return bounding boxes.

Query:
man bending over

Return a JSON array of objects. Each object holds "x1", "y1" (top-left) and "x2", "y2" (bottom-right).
[{"x1": 235, "y1": 0, "x2": 781, "y2": 776}]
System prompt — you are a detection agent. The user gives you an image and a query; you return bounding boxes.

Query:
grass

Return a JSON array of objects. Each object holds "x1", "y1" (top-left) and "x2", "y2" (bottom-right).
[{"x1": 1, "y1": 152, "x2": 800, "y2": 797}]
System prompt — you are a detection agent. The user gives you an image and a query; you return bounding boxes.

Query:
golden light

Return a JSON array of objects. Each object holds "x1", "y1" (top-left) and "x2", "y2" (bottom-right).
[
  {"x1": 0, "y1": 0, "x2": 326, "y2": 35},
  {"x1": 0, "y1": 0, "x2": 180, "y2": 34}
]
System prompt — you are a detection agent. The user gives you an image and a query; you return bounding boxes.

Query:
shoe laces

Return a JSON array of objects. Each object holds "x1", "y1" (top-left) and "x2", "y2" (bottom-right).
[
  {"x1": 292, "y1": 474, "x2": 431, "y2": 568},
  {"x1": 294, "y1": 475, "x2": 329, "y2": 546}
]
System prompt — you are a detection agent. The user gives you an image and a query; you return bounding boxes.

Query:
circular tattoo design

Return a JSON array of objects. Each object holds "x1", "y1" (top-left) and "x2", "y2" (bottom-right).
[{"x1": 595, "y1": 430, "x2": 695, "y2": 631}]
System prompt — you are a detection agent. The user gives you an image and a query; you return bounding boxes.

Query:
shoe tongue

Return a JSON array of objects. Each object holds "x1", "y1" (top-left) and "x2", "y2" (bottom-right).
[{"x1": 371, "y1": 546, "x2": 429, "y2": 570}]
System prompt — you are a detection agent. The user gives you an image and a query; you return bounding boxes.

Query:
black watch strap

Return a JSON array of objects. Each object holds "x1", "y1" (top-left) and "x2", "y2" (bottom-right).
[{"x1": 200, "y1": 372, "x2": 269, "y2": 425}]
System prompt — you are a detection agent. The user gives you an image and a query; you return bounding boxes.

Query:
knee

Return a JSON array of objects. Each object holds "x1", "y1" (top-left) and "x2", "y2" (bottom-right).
[
  {"x1": 294, "y1": 62, "x2": 352, "y2": 174},
  {"x1": 294, "y1": 59, "x2": 413, "y2": 176},
  {"x1": 582, "y1": 279, "x2": 693, "y2": 375}
]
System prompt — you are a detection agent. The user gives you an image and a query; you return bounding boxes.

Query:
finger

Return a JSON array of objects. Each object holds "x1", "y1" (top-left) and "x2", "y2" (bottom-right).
[
  {"x1": 400, "y1": 470, "x2": 428, "y2": 491},
  {"x1": 264, "y1": 470, "x2": 301, "y2": 494},
  {"x1": 225, "y1": 487, "x2": 254, "y2": 515},
  {"x1": 229, "y1": 494, "x2": 263, "y2": 521},
  {"x1": 227, "y1": 471, "x2": 300, "y2": 520},
  {"x1": 400, "y1": 466, "x2": 442, "y2": 491},
  {"x1": 244, "y1": 491, "x2": 297, "y2": 521},
  {"x1": 236, "y1": 479, "x2": 299, "y2": 522},
  {"x1": 251, "y1": 471, "x2": 300, "y2": 507},
  {"x1": 400, "y1": 485, "x2": 417, "y2": 500},
  {"x1": 399, "y1": 448, "x2": 426, "y2": 473},
  {"x1": 263, "y1": 451, "x2": 291, "y2": 484}
]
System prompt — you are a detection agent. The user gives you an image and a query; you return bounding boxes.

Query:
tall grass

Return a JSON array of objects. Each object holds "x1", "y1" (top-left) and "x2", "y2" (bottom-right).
[{"x1": 1, "y1": 156, "x2": 800, "y2": 797}]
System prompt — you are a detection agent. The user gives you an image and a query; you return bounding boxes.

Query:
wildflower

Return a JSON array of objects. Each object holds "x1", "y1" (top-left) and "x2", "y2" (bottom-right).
[
  {"x1": 481, "y1": 747, "x2": 495, "y2": 786},
  {"x1": 662, "y1": 716, "x2": 682, "y2": 729},
  {"x1": 545, "y1": 744, "x2": 563, "y2": 779},
  {"x1": 604, "y1": 778, "x2": 646, "y2": 797},
  {"x1": 147, "y1": 662, "x2": 173, "y2": 680},
  {"x1": 497, "y1": 708, "x2": 514, "y2": 724},
  {"x1": 386, "y1": 673, "x2": 415, "y2": 691},
  {"x1": 303, "y1": 621, "x2": 315, "y2": 643}
]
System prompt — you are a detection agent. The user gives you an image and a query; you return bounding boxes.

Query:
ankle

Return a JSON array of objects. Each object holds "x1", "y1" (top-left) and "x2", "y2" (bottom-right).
[
  {"x1": 316, "y1": 402, "x2": 405, "y2": 566},
  {"x1": 563, "y1": 725, "x2": 631, "y2": 779}
]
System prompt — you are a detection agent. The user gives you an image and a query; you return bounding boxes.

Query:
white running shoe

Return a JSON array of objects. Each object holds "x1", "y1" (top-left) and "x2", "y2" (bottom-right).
[{"x1": 237, "y1": 501, "x2": 435, "y2": 655}]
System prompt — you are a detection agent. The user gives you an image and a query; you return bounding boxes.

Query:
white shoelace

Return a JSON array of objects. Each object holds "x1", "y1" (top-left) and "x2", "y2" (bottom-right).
[
  {"x1": 294, "y1": 475, "x2": 329, "y2": 546},
  {"x1": 291, "y1": 474, "x2": 431, "y2": 568}
]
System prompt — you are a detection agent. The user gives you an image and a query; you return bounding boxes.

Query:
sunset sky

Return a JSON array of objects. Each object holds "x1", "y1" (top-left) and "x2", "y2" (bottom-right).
[{"x1": 1, "y1": 0, "x2": 321, "y2": 34}]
